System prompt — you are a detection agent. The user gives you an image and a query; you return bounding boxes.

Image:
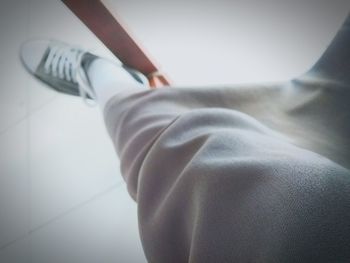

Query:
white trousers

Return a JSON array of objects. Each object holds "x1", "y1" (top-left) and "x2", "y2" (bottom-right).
[{"x1": 101, "y1": 15, "x2": 350, "y2": 263}]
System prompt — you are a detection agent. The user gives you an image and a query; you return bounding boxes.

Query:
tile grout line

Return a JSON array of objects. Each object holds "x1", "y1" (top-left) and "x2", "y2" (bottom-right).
[
  {"x1": 29, "y1": 181, "x2": 124, "y2": 233},
  {"x1": 0, "y1": 95, "x2": 58, "y2": 136},
  {"x1": 0, "y1": 181, "x2": 124, "y2": 252}
]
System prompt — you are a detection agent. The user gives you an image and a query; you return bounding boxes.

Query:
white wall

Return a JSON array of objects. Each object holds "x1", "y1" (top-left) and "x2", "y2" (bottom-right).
[{"x1": 104, "y1": 0, "x2": 350, "y2": 86}]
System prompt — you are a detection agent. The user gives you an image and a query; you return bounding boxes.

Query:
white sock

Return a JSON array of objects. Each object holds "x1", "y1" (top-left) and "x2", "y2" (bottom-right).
[{"x1": 86, "y1": 58, "x2": 148, "y2": 109}]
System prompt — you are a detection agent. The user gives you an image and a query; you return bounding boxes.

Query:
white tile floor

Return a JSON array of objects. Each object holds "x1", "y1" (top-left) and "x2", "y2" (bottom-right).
[
  {"x1": 1, "y1": 0, "x2": 350, "y2": 262},
  {"x1": 0, "y1": 238, "x2": 29, "y2": 263},
  {"x1": 0, "y1": 0, "x2": 146, "y2": 262},
  {"x1": 0, "y1": 121, "x2": 28, "y2": 248},
  {"x1": 0, "y1": 1, "x2": 28, "y2": 133},
  {"x1": 29, "y1": 95, "x2": 122, "y2": 228},
  {"x1": 30, "y1": 185, "x2": 145, "y2": 263}
]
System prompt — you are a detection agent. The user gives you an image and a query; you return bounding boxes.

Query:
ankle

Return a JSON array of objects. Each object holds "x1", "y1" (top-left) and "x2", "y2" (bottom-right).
[{"x1": 81, "y1": 52, "x2": 98, "y2": 73}]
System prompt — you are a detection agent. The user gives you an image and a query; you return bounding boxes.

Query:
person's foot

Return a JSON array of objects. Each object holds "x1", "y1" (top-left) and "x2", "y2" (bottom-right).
[{"x1": 20, "y1": 39, "x2": 148, "y2": 103}]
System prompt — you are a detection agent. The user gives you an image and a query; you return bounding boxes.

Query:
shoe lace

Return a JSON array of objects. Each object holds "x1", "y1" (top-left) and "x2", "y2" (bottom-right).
[{"x1": 44, "y1": 44, "x2": 96, "y2": 105}]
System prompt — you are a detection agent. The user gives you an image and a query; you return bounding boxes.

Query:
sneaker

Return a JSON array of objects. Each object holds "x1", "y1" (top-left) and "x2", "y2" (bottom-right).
[{"x1": 20, "y1": 39, "x2": 148, "y2": 103}]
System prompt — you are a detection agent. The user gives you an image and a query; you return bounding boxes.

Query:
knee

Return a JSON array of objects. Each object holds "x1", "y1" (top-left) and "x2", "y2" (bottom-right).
[
  {"x1": 250, "y1": 154, "x2": 350, "y2": 262},
  {"x1": 189, "y1": 151, "x2": 350, "y2": 262},
  {"x1": 277, "y1": 156, "x2": 350, "y2": 262}
]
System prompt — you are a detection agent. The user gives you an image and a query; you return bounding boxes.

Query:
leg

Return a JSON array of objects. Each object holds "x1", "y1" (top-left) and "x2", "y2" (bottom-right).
[
  {"x1": 86, "y1": 58, "x2": 148, "y2": 109},
  {"x1": 100, "y1": 84, "x2": 350, "y2": 262},
  {"x1": 21, "y1": 39, "x2": 350, "y2": 262}
]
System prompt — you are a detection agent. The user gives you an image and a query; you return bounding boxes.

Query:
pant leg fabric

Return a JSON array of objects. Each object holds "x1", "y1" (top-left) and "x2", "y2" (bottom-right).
[{"x1": 103, "y1": 84, "x2": 350, "y2": 263}]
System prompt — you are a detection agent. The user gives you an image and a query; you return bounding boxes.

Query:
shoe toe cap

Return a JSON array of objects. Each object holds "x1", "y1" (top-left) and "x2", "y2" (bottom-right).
[{"x1": 20, "y1": 40, "x2": 50, "y2": 73}]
